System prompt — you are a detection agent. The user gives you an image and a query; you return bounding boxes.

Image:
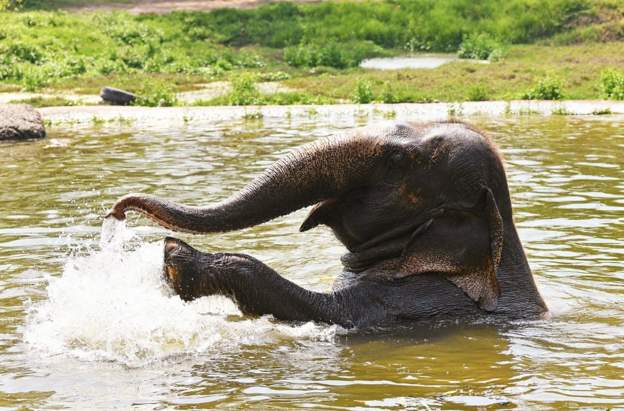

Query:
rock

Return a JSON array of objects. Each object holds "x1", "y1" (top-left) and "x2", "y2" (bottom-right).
[
  {"x1": 100, "y1": 87, "x2": 136, "y2": 105},
  {"x1": 0, "y1": 104, "x2": 46, "y2": 141}
]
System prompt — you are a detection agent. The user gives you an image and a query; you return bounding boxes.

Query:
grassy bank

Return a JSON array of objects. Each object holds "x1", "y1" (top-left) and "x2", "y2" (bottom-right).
[
  {"x1": 284, "y1": 42, "x2": 624, "y2": 103},
  {"x1": 1, "y1": 0, "x2": 623, "y2": 105}
]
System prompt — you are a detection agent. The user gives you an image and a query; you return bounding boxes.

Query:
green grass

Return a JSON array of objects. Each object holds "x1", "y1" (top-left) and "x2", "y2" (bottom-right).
[
  {"x1": 166, "y1": 0, "x2": 598, "y2": 51},
  {"x1": 190, "y1": 72, "x2": 334, "y2": 106},
  {"x1": 0, "y1": 0, "x2": 623, "y2": 105},
  {"x1": 8, "y1": 95, "x2": 77, "y2": 107},
  {"x1": 284, "y1": 42, "x2": 624, "y2": 102}
]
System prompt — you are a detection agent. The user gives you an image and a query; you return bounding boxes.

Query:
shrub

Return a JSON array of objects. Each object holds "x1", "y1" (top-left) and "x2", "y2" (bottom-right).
[
  {"x1": 467, "y1": 84, "x2": 490, "y2": 101},
  {"x1": 229, "y1": 51, "x2": 264, "y2": 69},
  {"x1": 522, "y1": 77, "x2": 564, "y2": 100},
  {"x1": 21, "y1": 67, "x2": 47, "y2": 91},
  {"x1": 284, "y1": 45, "x2": 312, "y2": 67},
  {"x1": 2, "y1": 41, "x2": 44, "y2": 64},
  {"x1": 0, "y1": 63, "x2": 22, "y2": 81},
  {"x1": 284, "y1": 41, "x2": 383, "y2": 69},
  {"x1": 43, "y1": 58, "x2": 88, "y2": 78},
  {"x1": 381, "y1": 82, "x2": 398, "y2": 103},
  {"x1": 259, "y1": 71, "x2": 290, "y2": 81},
  {"x1": 229, "y1": 73, "x2": 261, "y2": 105},
  {"x1": 96, "y1": 59, "x2": 128, "y2": 75},
  {"x1": 352, "y1": 79, "x2": 374, "y2": 104},
  {"x1": 458, "y1": 33, "x2": 504, "y2": 60},
  {"x1": 186, "y1": 26, "x2": 214, "y2": 41},
  {"x1": 0, "y1": 0, "x2": 22, "y2": 10},
  {"x1": 133, "y1": 80, "x2": 178, "y2": 107},
  {"x1": 115, "y1": 46, "x2": 150, "y2": 70},
  {"x1": 97, "y1": 15, "x2": 163, "y2": 47},
  {"x1": 214, "y1": 58, "x2": 233, "y2": 71},
  {"x1": 600, "y1": 69, "x2": 624, "y2": 100}
]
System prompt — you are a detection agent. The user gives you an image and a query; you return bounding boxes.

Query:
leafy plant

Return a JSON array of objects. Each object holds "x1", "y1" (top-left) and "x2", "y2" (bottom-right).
[
  {"x1": 2, "y1": 42, "x2": 44, "y2": 64},
  {"x1": 259, "y1": 71, "x2": 290, "y2": 81},
  {"x1": 458, "y1": 33, "x2": 504, "y2": 60},
  {"x1": 0, "y1": 0, "x2": 22, "y2": 11},
  {"x1": 133, "y1": 80, "x2": 178, "y2": 107},
  {"x1": 522, "y1": 77, "x2": 564, "y2": 100},
  {"x1": 284, "y1": 41, "x2": 383, "y2": 69},
  {"x1": 600, "y1": 68, "x2": 624, "y2": 100},
  {"x1": 467, "y1": 84, "x2": 490, "y2": 101},
  {"x1": 381, "y1": 82, "x2": 398, "y2": 103},
  {"x1": 21, "y1": 67, "x2": 47, "y2": 91},
  {"x1": 229, "y1": 73, "x2": 261, "y2": 105},
  {"x1": 0, "y1": 63, "x2": 22, "y2": 81},
  {"x1": 352, "y1": 79, "x2": 374, "y2": 104}
]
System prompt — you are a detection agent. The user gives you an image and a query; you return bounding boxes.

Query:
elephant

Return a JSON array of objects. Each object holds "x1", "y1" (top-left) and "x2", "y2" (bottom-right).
[{"x1": 107, "y1": 121, "x2": 548, "y2": 328}]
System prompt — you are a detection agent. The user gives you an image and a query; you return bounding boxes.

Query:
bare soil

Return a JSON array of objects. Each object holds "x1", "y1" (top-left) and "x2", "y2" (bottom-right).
[{"x1": 67, "y1": 0, "x2": 319, "y2": 14}]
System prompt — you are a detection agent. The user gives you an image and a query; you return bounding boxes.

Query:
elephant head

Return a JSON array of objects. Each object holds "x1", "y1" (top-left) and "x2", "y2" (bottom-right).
[{"x1": 108, "y1": 121, "x2": 544, "y2": 313}]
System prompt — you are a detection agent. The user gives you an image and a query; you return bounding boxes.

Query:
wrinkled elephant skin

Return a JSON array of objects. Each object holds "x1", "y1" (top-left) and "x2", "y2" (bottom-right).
[{"x1": 109, "y1": 121, "x2": 548, "y2": 328}]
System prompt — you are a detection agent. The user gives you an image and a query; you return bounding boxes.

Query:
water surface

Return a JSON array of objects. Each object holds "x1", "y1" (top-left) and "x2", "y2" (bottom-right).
[
  {"x1": 0, "y1": 113, "x2": 623, "y2": 409},
  {"x1": 359, "y1": 54, "x2": 488, "y2": 70}
]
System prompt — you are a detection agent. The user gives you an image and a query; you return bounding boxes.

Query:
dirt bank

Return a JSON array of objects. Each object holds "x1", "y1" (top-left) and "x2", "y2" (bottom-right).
[{"x1": 67, "y1": 0, "x2": 320, "y2": 14}]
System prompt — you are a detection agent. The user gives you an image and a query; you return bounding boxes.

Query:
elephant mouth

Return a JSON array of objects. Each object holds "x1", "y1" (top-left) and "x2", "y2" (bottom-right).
[{"x1": 341, "y1": 206, "x2": 445, "y2": 273}]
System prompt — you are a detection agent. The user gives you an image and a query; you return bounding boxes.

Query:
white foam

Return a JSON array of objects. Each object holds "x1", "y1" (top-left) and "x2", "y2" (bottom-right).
[{"x1": 23, "y1": 219, "x2": 339, "y2": 367}]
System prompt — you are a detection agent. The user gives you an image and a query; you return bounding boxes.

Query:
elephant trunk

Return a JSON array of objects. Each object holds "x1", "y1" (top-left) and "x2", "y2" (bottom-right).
[{"x1": 108, "y1": 134, "x2": 384, "y2": 233}]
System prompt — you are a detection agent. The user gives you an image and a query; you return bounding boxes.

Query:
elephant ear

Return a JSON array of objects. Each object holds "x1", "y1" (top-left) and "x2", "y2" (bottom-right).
[
  {"x1": 400, "y1": 188, "x2": 504, "y2": 311},
  {"x1": 300, "y1": 198, "x2": 342, "y2": 232}
]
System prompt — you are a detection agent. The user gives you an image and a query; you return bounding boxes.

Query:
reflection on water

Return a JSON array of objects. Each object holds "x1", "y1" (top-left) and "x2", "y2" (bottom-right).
[
  {"x1": 0, "y1": 114, "x2": 623, "y2": 409},
  {"x1": 359, "y1": 54, "x2": 489, "y2": 70},
  {"x1": 360, "y1": 54, "x2": 458, "y2": 70}
]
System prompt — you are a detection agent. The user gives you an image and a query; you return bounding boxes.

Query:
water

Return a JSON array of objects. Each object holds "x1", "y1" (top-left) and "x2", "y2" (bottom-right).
[
  {"x1": 1, "y1": 113, "x2": 623, "y2": 409},
  {"x1": 359, "y1": 54, "x2": 488, "y2": 70}
]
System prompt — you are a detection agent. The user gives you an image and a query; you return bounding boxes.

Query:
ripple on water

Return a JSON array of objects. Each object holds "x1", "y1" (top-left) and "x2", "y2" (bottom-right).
[{"x1": 0, "y1": 115, "x2": 623, "y2": 409}]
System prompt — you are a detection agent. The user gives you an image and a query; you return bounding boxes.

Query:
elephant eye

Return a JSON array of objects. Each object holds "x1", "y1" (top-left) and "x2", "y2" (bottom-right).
[
  {"x1": 385, "y1": 151, "x2": 409, "y2": 181},
  {"x1": 386, "y1": 151, "x2": 408, "y2": 173},
  {"x1": 390, "y1": 152, "x2": 404, "y2": 165}
]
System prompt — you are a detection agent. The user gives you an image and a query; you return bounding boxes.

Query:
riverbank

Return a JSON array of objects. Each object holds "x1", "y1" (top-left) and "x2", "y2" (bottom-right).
[
  {"x1": 3, "y1": 40, "x2": 624, "y2": 107},
  {"x1": 36, "y1": 100, "x2": 624, "y2": 128},
  {"x1": 1, "y1": 1, "x2": 623, "y2": 106}
]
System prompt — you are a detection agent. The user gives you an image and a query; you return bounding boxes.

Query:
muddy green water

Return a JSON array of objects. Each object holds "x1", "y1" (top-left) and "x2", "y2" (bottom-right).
[{"x1": 0, "y1": 114, "x2": 623, "y2": 410}]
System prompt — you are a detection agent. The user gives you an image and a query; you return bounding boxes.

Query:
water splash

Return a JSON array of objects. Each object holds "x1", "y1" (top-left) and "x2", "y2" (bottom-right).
[
  {"x1": 23, "y1": 218, "x2": 339, "y2": 367},
  {"x1": 99, "y1": 216, "x2": 135, "y2": 251}
]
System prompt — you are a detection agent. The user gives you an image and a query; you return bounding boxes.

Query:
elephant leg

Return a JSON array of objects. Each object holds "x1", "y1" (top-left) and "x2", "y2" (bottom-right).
[{"x1": 163, "y1": 237, "x2": 372, "y2": 327}]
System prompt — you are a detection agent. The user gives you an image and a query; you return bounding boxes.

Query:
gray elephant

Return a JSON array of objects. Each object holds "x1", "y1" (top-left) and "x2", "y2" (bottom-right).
[{"x1": 108, "y1": 121, "x2": 548, "y2": 328}]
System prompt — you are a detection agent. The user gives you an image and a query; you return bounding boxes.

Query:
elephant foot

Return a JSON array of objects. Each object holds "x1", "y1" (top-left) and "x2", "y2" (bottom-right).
[{"x1": 161, "y1": 237, "x2": 349, "y2": 325}]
